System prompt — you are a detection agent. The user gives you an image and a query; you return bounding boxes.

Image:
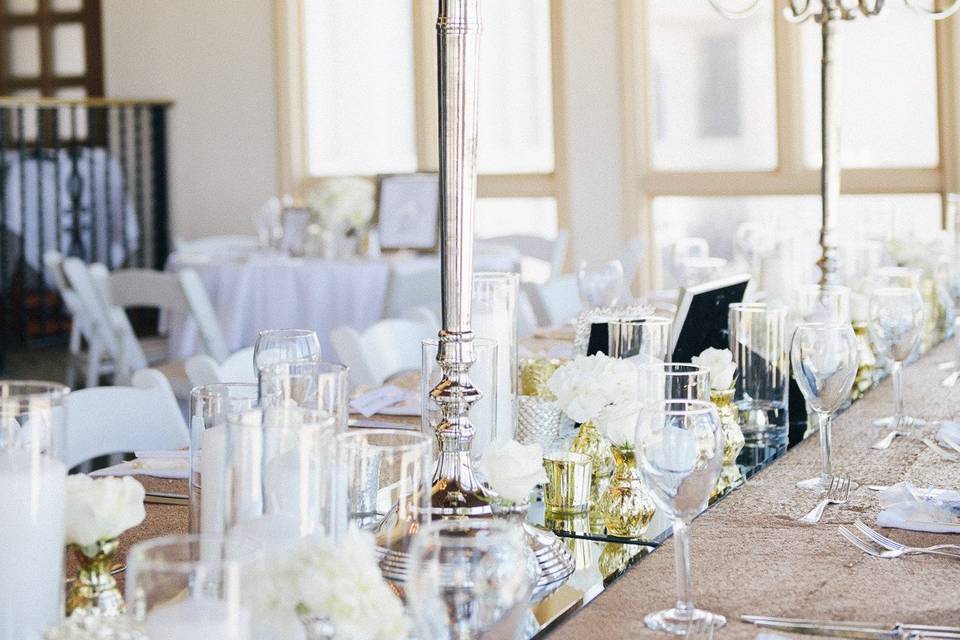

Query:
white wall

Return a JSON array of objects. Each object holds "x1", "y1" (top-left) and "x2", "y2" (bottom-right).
[
  {"x1": 559, "y1": 0, "x2": 628, "y2": 267},
  {"x1": 101, "y1": 0, "x2": 278, "y2": 241}
]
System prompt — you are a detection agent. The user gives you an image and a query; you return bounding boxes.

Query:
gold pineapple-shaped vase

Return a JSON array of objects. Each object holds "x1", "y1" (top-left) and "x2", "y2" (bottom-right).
[
  {"x1": 851, "y1": 321, "x2": 876, "y2": 401},
  {"x1": 597, "y1": 447, "x2": 656, "y2": 538},
  {"x1": 570, "y1": 420, "x2": 615, "y2": 508},
  {"x1": 711, "y1": 389, "x2": 745, "y2": 499},
  {"x1": 65, "y1": 538, "x2": 125, "y2": 619}
]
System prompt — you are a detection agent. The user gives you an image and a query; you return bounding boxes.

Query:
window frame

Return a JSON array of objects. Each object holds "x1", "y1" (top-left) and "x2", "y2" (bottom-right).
[
  {"x1": 619, "y1": 0, "x2": 960, "y2": 291},
  {"x1": 274, "y1": 0, "x2": 570, "y2": 242}
]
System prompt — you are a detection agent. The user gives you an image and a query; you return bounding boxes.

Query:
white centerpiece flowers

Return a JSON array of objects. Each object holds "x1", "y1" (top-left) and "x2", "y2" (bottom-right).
[
  {"x1": 65, "y1": 475, "x2": 146, "y2": 552},
  {"x1": 304, "y1": 177, "x2": 375, "y2": 237},
  {"x1": 546, "y1": 353, "x2": 638, "y2": 424},
  {"x1": 250, "y1": 529, "x2": 410, "y2": 640},
  {"x1": 479, "y1": 439, "x2": 548, "y2": 505},
  {"x1": 691, "y1": 347, "x2": 737, "y2": 393}
]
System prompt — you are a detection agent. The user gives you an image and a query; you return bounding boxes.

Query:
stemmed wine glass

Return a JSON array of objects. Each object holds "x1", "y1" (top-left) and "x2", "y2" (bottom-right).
[
  {"x1": 869, "y1": 287, "x2": 925, "y2": 429},
  {"x1": 253, "y1": 329, "x2": 321, "y2": 373},
  {"x1": 634, "y1": 399, "x2": 725, "y2": 634},
  {"x1": 577, "y1": 259, "x2": 624, "y2": 308},
  {"x1": 406, "y1": 519, "x2": 536, "y2": 640},
  {"x1": 791, "y1": 323, "x2": 859, "y2": 491}
]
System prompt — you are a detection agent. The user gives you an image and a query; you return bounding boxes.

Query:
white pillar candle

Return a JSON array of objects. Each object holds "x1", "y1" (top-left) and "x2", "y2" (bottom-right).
[
  {"x1": 0, "y1": 450, "x2": 66, "y2": 640},
  {"x1": 199, "y1": 424, "x2": 226, "y2": 535},
  {"x1": 146, "y1": 596, "x2": 251, "y2": 640},
  {"x1": 473, "y1": 273, "x2": 519, "y2": 450}
]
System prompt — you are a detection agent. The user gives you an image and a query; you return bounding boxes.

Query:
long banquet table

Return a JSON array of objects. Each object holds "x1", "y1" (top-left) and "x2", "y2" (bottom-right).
[{"x1": 110, "y1": 339, "x2": 959, "y2": 638}]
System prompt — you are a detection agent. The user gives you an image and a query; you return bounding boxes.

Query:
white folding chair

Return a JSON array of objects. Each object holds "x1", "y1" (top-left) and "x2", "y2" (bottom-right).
[
  {"x1": 522, "y1": 275, "x2": 582, "y2": 327},
  {"x1": 477, "y1": 230, "x2": 569, "y2": 282},
  {"x1": 400, "y1": 306, "x2": 441, "y2": 333},
  {"x1": 63, "y1": 368, "x2": 189, "y2": 469},
  {"x1": 331, "y1": 318, "x2": 435, "y2": 387},
  {"x1": 385, "y1": 263, "x2": 442, "y2": 319},
  {"x1": 185, "y1": 347, "x2": 256, "y2": 386}
]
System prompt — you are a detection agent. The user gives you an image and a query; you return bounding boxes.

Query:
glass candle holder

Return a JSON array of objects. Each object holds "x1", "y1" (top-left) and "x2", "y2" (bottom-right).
[
  {"x1": 421, "y1": 338, "x2": 498, "y2": 456},
  {"x1": 473, "y1": 272, "x2": 520, "y2": 441},
  {"x1": 516, "y1": 395, "x2": 563, "y2": 448},
  {"x1": 126, "y1": 534, "x2": 256, "y2": 640},
  {"x1": 253, "y1": 328, "x2": 321, "y2": 373},
  {"x1": 189, "y1": 383, "x2": 259, "y2": 535},
  {"x1": 542, "y1": 451, "x2": 593, "y2": 514},
  {"x1": 728, "y1": 303, "x2": 789, "y2": 449},
  {"x1": 0, "y1": 381, "x2": 69, "y2": 640},
  {"x1": 222, "y1": 407, "x2": 338, "y2": 546},
  {"x1": 335, "y1": 430, "x2": 432, "y2": 584},
  {"x1": 794, "y1": 284, "x2": 851, "y2": 323},
  {"x1": 640, "y1": 362, "x2": 711, "y2": 404},
  {"x1": 257, "y1": 361, "x2": 348, "y2": 432},
  {"x1": 606, "y1": 316, "x2": 672, "y2": 363}
]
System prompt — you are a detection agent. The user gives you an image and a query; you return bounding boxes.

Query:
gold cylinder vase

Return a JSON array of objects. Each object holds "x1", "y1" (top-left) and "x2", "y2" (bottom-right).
[
  {"x1": 711, "y1": 389, "x2": 745, "y2": 498},
  {"x1": 596, "y1": 447, "x2": 655, "y2": 538}
]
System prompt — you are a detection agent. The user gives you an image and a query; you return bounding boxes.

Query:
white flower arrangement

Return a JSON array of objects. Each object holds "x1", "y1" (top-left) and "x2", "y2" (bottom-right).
[
  {"x1": 64, "y1": 475, "x2": 145, "y2": 550},
  {"x1": 479, "y1": 439, "x2": 548, "y2": 505},
  {"x1": 547, "y1": 353, "x2": 638, "y2": 425},
  {"x1": 250, "y1": 529, "x2": 410, "y2": 640},
  {"x1": 691, "y1": 347, "x2": 737, "y2": 392},
  {"x1": 594, "y1": 400, "x2": 641, "y2": 449},
  {"x1": 304, "y1": 177, "x2": 375, "y2": 235}
]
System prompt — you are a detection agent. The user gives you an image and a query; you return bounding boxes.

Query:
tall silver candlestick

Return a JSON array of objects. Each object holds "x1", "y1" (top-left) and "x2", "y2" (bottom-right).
[
  {"x1": 710, "y1": 0, "x2": 960, "y2": 286},
  {"x1": 430, "y1": 0, "x2": 494, "y2": 516}
]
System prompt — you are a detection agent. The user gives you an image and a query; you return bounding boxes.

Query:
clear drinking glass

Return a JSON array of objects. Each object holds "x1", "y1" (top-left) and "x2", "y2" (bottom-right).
[
  {"x1": 126, "y1": 534, "x2": 255, "y2": 640},
  {"x1": 335, "y1": 430, "x2": 431, "y2": 581},
  {"x1": 422, "y1": 338, "x2": 498, "y2": 456},
  {"x1": 253, "y1": 328, "x2": 321, "y2": 373},
  {"x1": 640, "y1": 363, "x2": 711, "y2": 405},
  {"x1": 795, "y1": 284, "x2": 851, "y2": 323},
  {"x1": 869, "y1": 287, "x2": 925, "y2": 428},
  {"x1": 473, "y1": 272, "x2": 519, "y2": 443},
  {"x1": 791, "y1": 323, "x2": 859, "y2": 491},
  {"x1": 189, "y1": 383, "x2": 259, "y2": 534},
  {"x1": 873, "y1": 266, "x2": 922, "y2": 290},
  {"x1": 607, "y1": 316, "x2": 672, "y2": 363},
  {"x1": 0, "y1": 381, "x2": 69, "y2": 640},
  {"x1": 634, "y1": 400, "x2": 725, "y2": 634},
  {"x1": 578, "y1": 259, "x2": 625, "y2": 308},
  {"x1": 406, "y1": 519, "x2": 536, "y2": 640},
  {"x1": 257, "y1": 361, "x2": 348, "y2": 431},
  {"x1": 221, "y1": 407, "x2": 338, "y2": 546},
  {"x1": 728, "y1": 303, "x2": 789, "y2": 449}
]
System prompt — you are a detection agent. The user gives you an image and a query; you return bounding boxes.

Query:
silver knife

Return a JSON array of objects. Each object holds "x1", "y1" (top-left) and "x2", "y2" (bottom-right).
[{"x1": 742, "y1": 615, "x2": 960, "y2": 639}]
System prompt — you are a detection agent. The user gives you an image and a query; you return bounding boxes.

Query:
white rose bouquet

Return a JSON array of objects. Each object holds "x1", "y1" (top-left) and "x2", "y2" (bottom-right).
[
  {"x1": 546, "y1": 354, "x2": 638, "y2": 424},
  {"x1": 594, "y1": 400, "x2": 642, "y2": 449},
  {"x1": 250, "y1": 529, "x2": 410, "y2": 640},
  {"x1": 479, "y1": 439, "x2": 548, "y2": 505},
  {"x1": 304, "y1": 177, "x2": 375, "y2": 236},
  {"x1": 691, "y1": 347, "x2": 737, "y2": 392},
  {"x1": 65, "y1": 475, "x2": 146, "y2": 551}
]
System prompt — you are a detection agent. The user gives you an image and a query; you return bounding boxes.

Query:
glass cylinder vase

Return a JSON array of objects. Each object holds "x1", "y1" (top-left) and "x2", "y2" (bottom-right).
[
  {"x1": 0, "y1": 381, "x2": 69, "y2": 639},
  {"x1": 473, "y1": 272, "x2": 519, "y2": 441}
]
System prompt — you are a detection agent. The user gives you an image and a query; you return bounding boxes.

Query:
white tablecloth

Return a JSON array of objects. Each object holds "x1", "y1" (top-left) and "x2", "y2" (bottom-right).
[{"x1": 166, "y1": 248, "x2": 519, "y2": 360}]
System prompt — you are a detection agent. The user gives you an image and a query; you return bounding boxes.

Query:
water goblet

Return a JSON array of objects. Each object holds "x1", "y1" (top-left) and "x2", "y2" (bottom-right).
[
  {"x1": 794, "y1": 284, "x2": 851, "y2": 323},
  {"x1": 406, "y1": 519, "x2": 536, "y2": 640},
  {"x1": 577, "y1": 259, "x2": 624, "y2": 308},
  {"x1": 791, "y1": 323, "x2": 859, "y2": 491},
  {"x1": 634, "y1": 399, "x2": 726, "y2": 634},
  {"x1": 869, "y1": 287, "x2": 925, "y2": 428},
  {"x1": 253, "y1": 328, "x2": 321, "y2": 373}
]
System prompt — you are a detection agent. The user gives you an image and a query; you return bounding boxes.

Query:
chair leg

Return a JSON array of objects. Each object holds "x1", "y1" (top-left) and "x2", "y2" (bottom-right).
[
  {"x1": 65, "y1": 357, "x2": 78, "y2": 389},
  {"x1": 86, "y1": 345, "x2": 102, "y2": 388}
]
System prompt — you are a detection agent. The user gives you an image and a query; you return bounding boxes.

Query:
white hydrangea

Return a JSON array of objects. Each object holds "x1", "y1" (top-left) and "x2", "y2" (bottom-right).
[
  {"x1": 546, "y1": 353, "x2": 639, "y2": 424},
  {"x1": 305, "y1": 177, "x2": 375, "y2": 233},
  {"x1": 64, "y1": 475, "x2": 145, "y2": 549},
  {"x1": 479, "y1": 439, "x2": 548, "y2": 504},
  {"x1": 594, "y1": 400, "x2": 641, "y2": 448},
  {"x1": 250, "y1": 530, "x2": 410, "y2": 640}
]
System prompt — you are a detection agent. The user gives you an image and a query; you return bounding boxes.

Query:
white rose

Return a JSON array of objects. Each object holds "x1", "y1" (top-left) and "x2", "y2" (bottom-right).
[
  {"x1": 479, "y1": 439, "x2": 548, "y2": 504},
  {"x1": 547, "y1": 354, "x2": 639, "y2": 423},
  {"x1": 595, "y1": 400, "x2": 641, "y2": 448},
  {"x1": 65, "y1": 475, "x2": 146, "y2": 548},
  {"x1": 691, "y1": 347, "x2": 737, "y2": 392}
]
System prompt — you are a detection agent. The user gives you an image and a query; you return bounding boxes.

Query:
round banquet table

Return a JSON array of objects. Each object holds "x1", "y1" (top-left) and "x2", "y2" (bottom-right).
[{"x1": 164, "y1": 248, "x2": 518, "y2": 359}]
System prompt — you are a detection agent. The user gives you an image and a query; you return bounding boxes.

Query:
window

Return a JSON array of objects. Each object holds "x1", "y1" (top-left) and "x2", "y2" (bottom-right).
[
  {"x1": 278, "y1": 0, "x2": 563, "y2": 241},
  {"x1": 625, "y1": 1, "x2": 951, "y2": 290}
]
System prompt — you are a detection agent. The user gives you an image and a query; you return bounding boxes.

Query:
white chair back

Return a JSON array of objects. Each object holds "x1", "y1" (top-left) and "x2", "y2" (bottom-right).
[
  {"x1": 400, "y1": 306, "x2": 441, "y2": 333},
  {"x1": 63, "y1": 368, "x2": 189, "y2": 468},
  {"x1": 385, "y1": 263, "x2": 441, "y2": 319},
  {"x1": 185, "y1": 347, "x2": 256, "y2": 386},
  {"x1": 331, "y1": 318, "x2": 435, "y2": 387},
  {"x1": 477, "y1": 231, "x2": 569, "y2": 282},
  {"x1": 523, "y1": 275, "x2": 582, "y2": 327}
]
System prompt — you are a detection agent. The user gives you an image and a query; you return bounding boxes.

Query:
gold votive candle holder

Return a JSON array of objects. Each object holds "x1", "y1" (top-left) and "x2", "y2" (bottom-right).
[
  {"x1": 543, "y1": 451, "x2": 593, "y2": 514},
  {"x1": 520, "y1": 358, "x2": 566, "y2": 399}
]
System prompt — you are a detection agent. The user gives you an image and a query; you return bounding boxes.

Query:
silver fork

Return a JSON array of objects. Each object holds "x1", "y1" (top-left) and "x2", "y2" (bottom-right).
[
  {"x1": 870, "y1": 430, "x2": 907, "y2": 450},
  {"x1": 799, "y1": 476, "x2": 850, "y2": 525},
  {"x1": 839, "y1": 526, "x2": 960, "y2": 560},
  {"x1": 854, "y1": 519, "x2": 960, "y2": 555}
]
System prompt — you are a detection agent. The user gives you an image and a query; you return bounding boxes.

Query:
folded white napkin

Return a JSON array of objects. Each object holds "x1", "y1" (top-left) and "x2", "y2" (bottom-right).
[
  {"x1": 938, "y1": 421, "x2": 960, "y2": 450},
  {"x1": 89, "y1": 455, "x2": 189, "y2": 480},
  {"x1": 876, "y1": 482, "x2": 960, "y2": 534},
  {"x1": 350, "y1": 385, "x2": 420, "y2": 417}
]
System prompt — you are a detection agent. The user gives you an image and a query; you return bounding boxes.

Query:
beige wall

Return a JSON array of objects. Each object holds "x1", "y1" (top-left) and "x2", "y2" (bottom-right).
[{"x1": 101, "y1": 0, "x2": 278, "y2": 242}]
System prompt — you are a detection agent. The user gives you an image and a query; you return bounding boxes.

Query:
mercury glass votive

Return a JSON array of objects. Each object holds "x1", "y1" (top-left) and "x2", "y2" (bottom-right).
[
  {"x1": 516, "y1": 395, "x2": 563, "y2": 448},
  {"x1": 543, "y1": 451, "x2": 593, "y2": 514}
]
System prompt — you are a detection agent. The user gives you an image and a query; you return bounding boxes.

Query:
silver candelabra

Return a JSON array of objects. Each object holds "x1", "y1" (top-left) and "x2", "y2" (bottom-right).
[{"x1": 710, "y1": 0, "x2": 960, "y2": 285}]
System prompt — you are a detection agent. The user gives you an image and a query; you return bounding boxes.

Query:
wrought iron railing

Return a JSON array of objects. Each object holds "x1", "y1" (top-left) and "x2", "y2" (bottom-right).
[{"x1": 0, "y1": 97, "x2": 172, "y2": 357}]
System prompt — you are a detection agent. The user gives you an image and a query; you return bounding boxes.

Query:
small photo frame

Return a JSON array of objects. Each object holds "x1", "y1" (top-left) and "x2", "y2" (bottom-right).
[
  {"x1": 670, "y1": 273, "x2": 751, "y2": 363},
  {"x1": 377, "y1": 173, "x2": 439, "y2": 251},
  {"x1": 280, "y1": 207, "x2": 312, "y2": 256}
]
